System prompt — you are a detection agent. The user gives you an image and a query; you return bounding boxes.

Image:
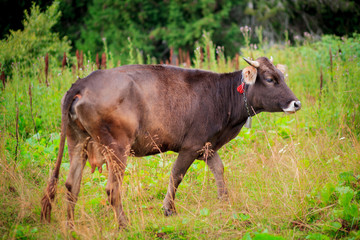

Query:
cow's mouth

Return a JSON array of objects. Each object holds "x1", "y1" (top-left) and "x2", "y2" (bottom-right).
[
  {"x1": 282, "y1": 100, "x2": 301, "y2": 114},
  {"x1": 284, "y1": 110, "x2": 296, "y2": 114}
]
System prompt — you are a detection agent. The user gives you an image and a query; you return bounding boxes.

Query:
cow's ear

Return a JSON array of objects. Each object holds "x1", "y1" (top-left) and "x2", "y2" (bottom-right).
[
  {"x1": 242, "y1": 66, "x2": 257, "y2": 85},
  {"x1": 276, "y1": 64, "x2": 287, "y2": 75}
]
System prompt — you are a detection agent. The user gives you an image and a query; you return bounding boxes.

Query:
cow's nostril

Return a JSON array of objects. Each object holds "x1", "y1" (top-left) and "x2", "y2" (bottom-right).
[{"x1": 294, "y1": 101, "x2": 301, "y2": 110}]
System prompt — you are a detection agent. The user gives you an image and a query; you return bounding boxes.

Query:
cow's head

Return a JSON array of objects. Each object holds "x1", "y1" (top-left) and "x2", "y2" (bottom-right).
[{"x1": 242, "y1": 57, "x2": 301, "y2": 114}]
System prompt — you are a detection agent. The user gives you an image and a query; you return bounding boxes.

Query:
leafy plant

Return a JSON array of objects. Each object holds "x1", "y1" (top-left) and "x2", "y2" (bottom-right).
[{"x1": 303, "y1": 171, "x2": 360, "y2": 238}]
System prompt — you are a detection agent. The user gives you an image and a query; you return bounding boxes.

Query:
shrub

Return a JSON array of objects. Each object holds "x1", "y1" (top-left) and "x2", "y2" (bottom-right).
[{"x1": 0, "y1": 1, "x2": 70, "y2": 77}]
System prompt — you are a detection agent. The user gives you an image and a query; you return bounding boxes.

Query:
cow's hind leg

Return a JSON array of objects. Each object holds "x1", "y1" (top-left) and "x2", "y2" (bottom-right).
[
  {"x1": 163, "y1": 150, "x2": 196, "y2": 216},
  {"x1": 100, "y1": 135, "x2": 129, "y2": 228},
  {"x1": 205, "y1": 152, "x2": 228, "y2": 199},
  {"x1": 64, "y1": 132, "x2": 89, "y2": 227}
]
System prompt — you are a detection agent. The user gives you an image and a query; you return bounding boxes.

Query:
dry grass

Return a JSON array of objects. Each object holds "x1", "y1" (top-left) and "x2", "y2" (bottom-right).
[
  {"x1": 1, "y1": 34, "x2": 360, "y2": 239},
  {"x1": 1, "y1": 122, "x2": 358, "y2": 239}
]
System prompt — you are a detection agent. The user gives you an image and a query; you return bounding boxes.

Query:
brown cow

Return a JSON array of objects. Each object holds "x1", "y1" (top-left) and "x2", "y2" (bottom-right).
[{"x1": 41, "y1": 57, "x2": 301, "y2": 228}]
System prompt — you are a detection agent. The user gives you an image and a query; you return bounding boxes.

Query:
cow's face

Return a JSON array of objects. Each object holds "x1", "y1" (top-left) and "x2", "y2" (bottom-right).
[{"x1": 242, "y1": 57, "x2": 301, "y2": 114}]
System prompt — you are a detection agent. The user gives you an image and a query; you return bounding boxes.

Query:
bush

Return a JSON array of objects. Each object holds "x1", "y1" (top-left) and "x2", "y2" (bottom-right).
[{"x1": 0, "y1": 1, "x2": 70, "y2": 77}]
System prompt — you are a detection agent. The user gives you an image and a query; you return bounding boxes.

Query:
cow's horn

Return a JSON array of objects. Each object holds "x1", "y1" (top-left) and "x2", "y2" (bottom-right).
[
  {"x1": 243, "y1": 57, "x2": 260, "y2": 68},
  {"x1": 270, "y1": 56, "x2": 273, "y2": 63}
]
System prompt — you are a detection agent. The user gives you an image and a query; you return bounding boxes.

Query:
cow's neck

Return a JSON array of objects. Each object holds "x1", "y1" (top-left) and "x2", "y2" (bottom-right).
[
  {"x1": 220, "y1": 71, "x2": 260, "y2": 125},
  {"x1": 208, "y1": 71, "x2": 260, "y2": 151}
]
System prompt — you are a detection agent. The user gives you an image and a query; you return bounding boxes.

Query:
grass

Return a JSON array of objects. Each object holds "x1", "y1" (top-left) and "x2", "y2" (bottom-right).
[{"x1": 1, "y1": 34, "x2": 360, "y2": 239}]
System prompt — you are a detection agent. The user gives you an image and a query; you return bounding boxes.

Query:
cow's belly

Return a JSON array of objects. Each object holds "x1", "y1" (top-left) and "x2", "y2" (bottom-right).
[{"x1": 130, "y1": 131, "x2": 181, "y2": 157}]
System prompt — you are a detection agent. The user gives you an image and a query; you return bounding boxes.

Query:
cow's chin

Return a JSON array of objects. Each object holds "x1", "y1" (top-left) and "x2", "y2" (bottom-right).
[{"x1": 283, "y1": 110, "x2": 296, "y2": 114}]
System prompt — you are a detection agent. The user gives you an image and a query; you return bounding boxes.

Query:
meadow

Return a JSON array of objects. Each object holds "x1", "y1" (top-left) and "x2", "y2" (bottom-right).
[{"x1": 0, "y1": 33, "x2": 360, "y2": 239}]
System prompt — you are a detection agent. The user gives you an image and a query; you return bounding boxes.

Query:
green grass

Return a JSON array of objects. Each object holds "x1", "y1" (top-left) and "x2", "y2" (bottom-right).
[{"x1": 1, "y1": 34, "x2": 360, "y2": 239}]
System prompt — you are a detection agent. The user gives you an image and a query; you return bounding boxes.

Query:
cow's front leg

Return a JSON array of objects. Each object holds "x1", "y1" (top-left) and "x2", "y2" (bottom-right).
[
  {"x1": 104, "y1": 143, "x2": 128, "y2": 228},
  {"x1": 205, "y1": 152, "x2": 228, "y2": 199},
  {"x1": 163, "y1": 150, "x2": 196, "y2": 216}
]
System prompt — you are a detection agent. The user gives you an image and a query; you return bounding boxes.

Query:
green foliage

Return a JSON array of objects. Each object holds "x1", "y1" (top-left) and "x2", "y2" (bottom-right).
[
  {"x1": 11, "y1": 224, "x2": 38, "y2": 240},
  {"x1": 304, "y1": 171, "x2": 360, "y2": 238},
  {"x1": 1, "y1": 29, "x2": 360, "y2": 239},
  {"x1": 75, "y1": 0, "x2": 246, "y2": 63},
  {"x1": 306, "y1": 233, "x2": 330, "y2": 240},
  {"x1": 199, "y1": 208, "x2": 210, "y2": 216},
  {"x1": 253, "y1": 233, "x2": 285, "y2": 240},
  {"x1": 2, "y1": 0, "x2": 360, "y2": 66},
  {"x1": 21, "y1": 132, "x2": 61, "y2": 170},
  {"x1": 62, "y1": 0, "x2": 360, "y2": 62},
  {"x1": 0, "y1": 1, "x2": 70, "y2": 76},
  {"x1": 241, "y1": 230, "x2": 285, "y2": 240},
  {"x1": 320, "y1": 182, "x2": 335, "y2": 205}
]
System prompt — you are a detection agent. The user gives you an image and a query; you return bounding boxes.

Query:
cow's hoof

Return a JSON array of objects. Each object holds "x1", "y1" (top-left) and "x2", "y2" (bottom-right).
[
  {"x1": 163, "y1": 208, "x2": 177, "y2": 216},
  {"x1": 118, "y1": 224, "x2": 129, "y2": 231},
  {"x1": 117, "y1": 216, "x2": 129, "y2": 230},
  {"x1": 218, "y1": 193, "x2": 229, "y2": 202},
  {"x1": 118, "y1": 221, "x2": 128, "y2": 229},
  {"x1": 66, "y1": 220, "x2": 75, "y2": 229}
]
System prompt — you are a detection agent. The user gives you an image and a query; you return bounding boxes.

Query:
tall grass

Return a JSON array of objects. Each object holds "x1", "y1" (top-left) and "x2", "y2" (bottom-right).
[{"x1": 0, "y1": 33, "x2": 359, "y2": 239}]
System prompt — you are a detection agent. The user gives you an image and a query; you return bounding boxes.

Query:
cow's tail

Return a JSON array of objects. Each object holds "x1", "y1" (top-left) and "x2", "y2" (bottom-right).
[{"x1": 41, "y1": 86, "x2": 80, "y2": 222}]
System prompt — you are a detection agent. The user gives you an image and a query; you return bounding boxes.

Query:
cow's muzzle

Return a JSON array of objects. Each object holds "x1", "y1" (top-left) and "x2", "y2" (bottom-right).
[{"x1": 283, "y1": 100, "x2": 301, "y2": 114}]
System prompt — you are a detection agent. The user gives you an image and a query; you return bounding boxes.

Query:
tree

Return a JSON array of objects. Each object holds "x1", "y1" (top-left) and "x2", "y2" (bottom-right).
[
  {"x1": 0, "y1": 1, "x2": 71, "y2": 76},
  {"x1": 77, "y1": 0, "x2": 240, "y2": 63},
  {"x1": 2, "y1": 0, "x2": 359, "y2": 64}
]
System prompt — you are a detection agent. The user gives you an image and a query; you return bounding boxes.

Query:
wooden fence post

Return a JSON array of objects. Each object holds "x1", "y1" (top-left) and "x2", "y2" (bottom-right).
[
  {"x1": 45, "y1": 53, "x2": 49, "y2": 86},
  {"x1": 62, "y1": 52, "x2": 67, "y2": 72},
  {"x1": 101, "y1": 53, "x2": 107, "y2": 69},
  {"x1": 0, "y1": 63, "x2": 5, "y2": 88}
]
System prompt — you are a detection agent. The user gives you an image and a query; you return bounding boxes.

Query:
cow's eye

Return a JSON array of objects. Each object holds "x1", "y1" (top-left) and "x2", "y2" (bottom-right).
[{"x1": 265, "y1": 78, "x2": 273, "y2": 83}]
